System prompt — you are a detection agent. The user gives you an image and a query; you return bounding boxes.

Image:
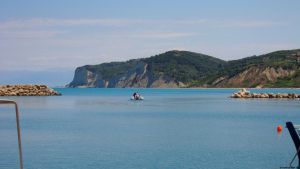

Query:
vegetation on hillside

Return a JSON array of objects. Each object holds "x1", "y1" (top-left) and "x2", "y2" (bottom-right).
[
  {"x1": 143, "y1": 50, "x2": 226, "y2": 83},
  {"x1": 222, "y1": 50, "x2": 300, "y2": 78},
  {"x1": 84, "y1": 59, "x2": 139, "y2": 79},
  {"x1": 69, "y1": 49, "x2": 300, "y2": 88},
  {"x1": 264, "y1": 69, "x2": 300, "y2": 87}
]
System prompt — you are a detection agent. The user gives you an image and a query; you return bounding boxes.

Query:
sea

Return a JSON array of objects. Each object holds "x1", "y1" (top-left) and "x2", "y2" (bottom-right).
[{"x1": 0, "y1": 88, "x2": 300, "y2": 169}]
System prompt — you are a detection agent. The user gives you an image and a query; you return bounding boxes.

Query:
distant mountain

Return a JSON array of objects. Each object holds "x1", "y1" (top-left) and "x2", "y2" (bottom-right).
[{"x1": 67, "y1": 49, "x2": 300, "y2": 88}]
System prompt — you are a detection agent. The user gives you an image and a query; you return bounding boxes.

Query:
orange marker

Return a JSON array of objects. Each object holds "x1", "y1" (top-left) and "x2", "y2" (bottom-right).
[{"x1": 277, "y1": 125, "x2": 283, "y2": 133}]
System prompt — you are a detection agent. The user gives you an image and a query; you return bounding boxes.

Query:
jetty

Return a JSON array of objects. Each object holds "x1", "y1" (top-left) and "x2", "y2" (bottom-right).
[
  {"x1": 231, "y1": 88, "x2": 300, "y2": 99},
  {"x1": 0, "y1": 85, "x2": 61, "y2": 96}
]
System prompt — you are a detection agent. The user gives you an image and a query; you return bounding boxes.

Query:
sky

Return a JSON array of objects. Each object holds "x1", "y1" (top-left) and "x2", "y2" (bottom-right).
[{"x1": 0, "y1": 0, "x2": 300, "y2": 86}]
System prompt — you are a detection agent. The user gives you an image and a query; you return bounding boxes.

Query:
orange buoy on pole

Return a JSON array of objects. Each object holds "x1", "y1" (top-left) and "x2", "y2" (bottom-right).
[{"x1": 277, "y1": 125, "x2": 283, "y2": 133}]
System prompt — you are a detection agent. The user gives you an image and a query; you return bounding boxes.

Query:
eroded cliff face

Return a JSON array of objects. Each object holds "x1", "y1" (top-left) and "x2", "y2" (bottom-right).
[
  {"x1": 214, "y1": 67, "x2": 295, "y2": 88},
  {"x1": 67, "y1": 50, "x2": 300, "y2": 88},
  {"x1": 67, "y1": 67, "x2": 89, "y2": 87},
  {"x1": 68, "y1": 65, "x2": 297, "y2": 88},
  {"x1": 67, "y1": 65, "x2": 298, "y2": 88},
  {"x1": 68, "y1": 63, "x2": 185, "y2": 88}
]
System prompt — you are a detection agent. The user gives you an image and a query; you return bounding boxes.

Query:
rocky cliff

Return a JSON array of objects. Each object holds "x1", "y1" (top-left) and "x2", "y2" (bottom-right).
[
  {"x1": 67, "y1": 49, "x2": 300, "y2": 88},
  {"x1": 214, "y1": 66, "x2": 296, "y2": 88},
  {"x1": 68, "y1": 62, "x2": 180, "y2": 88},
  {"x1": 67, "y1": 51, "x2": 225, "y2": 88}
]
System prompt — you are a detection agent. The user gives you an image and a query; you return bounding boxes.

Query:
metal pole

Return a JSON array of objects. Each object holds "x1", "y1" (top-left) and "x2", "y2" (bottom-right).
[{"x1": 0, "y1": 99, "x2": 24, "y2": 169}]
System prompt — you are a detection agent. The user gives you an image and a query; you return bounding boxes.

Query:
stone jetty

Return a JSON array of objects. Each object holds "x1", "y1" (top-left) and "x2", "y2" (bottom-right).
[
  {"x1": 0, "y1": 85, "x2": 61, "y2": 96},
  {"x1": 231, "y1": 88, "x2": 300, "y2": 99}
]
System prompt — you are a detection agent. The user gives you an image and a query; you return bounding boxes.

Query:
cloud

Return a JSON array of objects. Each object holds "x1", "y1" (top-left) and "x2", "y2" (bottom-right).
[
  {"x1": 133, "y1": 32, "x2": 197, "y2": 38},
  {"x1": 105, "y1": 31, "x2": 198, "y2": 39},
  {"x1": 0, "y1": 18, "x2": 278, "y2": 30},
  {"x1": 0, "y1": 30, "x2": 66, "y2": 38},
  {"x1": 0, "y1": 18, "x2": 132, "y2": 29},
  {"x1": 0, "y1": 18, "x2": 203, "y2": 39},
  {"x1": 0, "y1": 18, "x2": 208, "y2": 29},
  {"x1": 0, "y1": 17, "x2": 293, "y2": 73},
  {"x1": 218, "y1": 20, "x2": 281, "y2": 28},
  {"x1": 0, "y1": 17, "x2": 279, "y2": 39},
  {"x1": 0, "y1": 18, "x2": 204, "y2": 39}
]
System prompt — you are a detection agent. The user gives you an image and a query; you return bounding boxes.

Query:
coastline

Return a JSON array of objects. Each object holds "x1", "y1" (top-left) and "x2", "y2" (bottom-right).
[{"x1": 57, "y1": 87, "x2": 300, "y2": 89}]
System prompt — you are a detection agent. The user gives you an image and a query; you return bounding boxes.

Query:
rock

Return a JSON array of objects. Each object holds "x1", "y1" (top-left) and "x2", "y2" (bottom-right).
[
  {"x1": 230, "y1": 90, "x2": 299, "y2": 99},
  {"x1": 232, "y1": 93, "x2": 239, "y2": 98},
  {"x1": 251, "y1": 93, "x2": 257, "y2": 97},
  {"x1": 268, "y1": 93, "x2": 276, "y2": 98},
  {"x1": 263, "y1": 94, "x2": 269, "y2": 98},
  {"x1": 0, "y1": 85, "x2": 61, "y2": 96},
  {"x1": 255, "y1": 85, "x2": 263, "y2": 89}
]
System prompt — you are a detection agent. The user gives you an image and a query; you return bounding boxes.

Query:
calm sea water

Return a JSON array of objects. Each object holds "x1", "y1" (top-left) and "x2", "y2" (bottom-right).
[{"x1": 1, "y1": 88, "x2": 300, "y2": 169}]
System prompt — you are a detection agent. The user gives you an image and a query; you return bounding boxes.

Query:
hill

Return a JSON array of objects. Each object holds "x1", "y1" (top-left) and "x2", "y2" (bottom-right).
[
  {"x1": 67, "y1": 49, "x2": 300, "y2": 88},
  {"x1": 213, "y1": 49, "x2": 300, "y2": 87}
]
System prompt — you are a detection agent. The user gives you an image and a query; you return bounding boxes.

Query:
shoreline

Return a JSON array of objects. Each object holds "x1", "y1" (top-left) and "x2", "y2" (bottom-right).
[{"x1": 55, "y1": 87, "x2": 300, "y2": 89}]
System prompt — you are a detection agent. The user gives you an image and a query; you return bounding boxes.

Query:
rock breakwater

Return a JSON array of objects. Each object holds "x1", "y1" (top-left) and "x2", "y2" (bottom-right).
[
  {"x1": 231, "y1": 88, "x2": 300, "y2": 99},
  {"x1": 0, "y1": 85, "x2": 61, "y2": 96}
]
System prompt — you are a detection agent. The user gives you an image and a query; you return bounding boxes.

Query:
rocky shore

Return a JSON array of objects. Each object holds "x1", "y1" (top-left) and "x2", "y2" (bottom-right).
[
  {"x1": 0, "y1": 85, "x2": 61, "y2": 96},
  {"x1": 231, "y1": 88, "x2": 300, "y2": 99}
]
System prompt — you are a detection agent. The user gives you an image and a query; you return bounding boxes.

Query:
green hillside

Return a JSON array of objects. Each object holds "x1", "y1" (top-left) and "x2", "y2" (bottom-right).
[
  {"x1": 143, "y1": 50, "x2": 226, "y2": 83},
  {"x1": 223, "y1": 49, "x2": 300, "y2": 77},
  {"x1": 264, "y1": 69, "x2": 300, "y2": 87},
  {"x1": 84, "y1": 60, "x2": 139, "y2": 80},
  {"x1": 68, "y1": 49, "x2": 300, "y2": 88}
]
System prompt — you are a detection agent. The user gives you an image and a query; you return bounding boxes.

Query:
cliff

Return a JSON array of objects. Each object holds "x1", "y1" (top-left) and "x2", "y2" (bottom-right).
[
  {"x1": 67, "y1": 51, "x2": 226, "y2": 88},
  {"x1": 67, "y1": 49, "x2": 300, "y2": 88}
]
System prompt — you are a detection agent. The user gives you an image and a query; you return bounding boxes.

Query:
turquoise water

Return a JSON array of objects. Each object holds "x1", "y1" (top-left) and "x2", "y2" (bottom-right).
[{"x1": 1, "y1": 88, "x2": 300, "y2": 169}]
